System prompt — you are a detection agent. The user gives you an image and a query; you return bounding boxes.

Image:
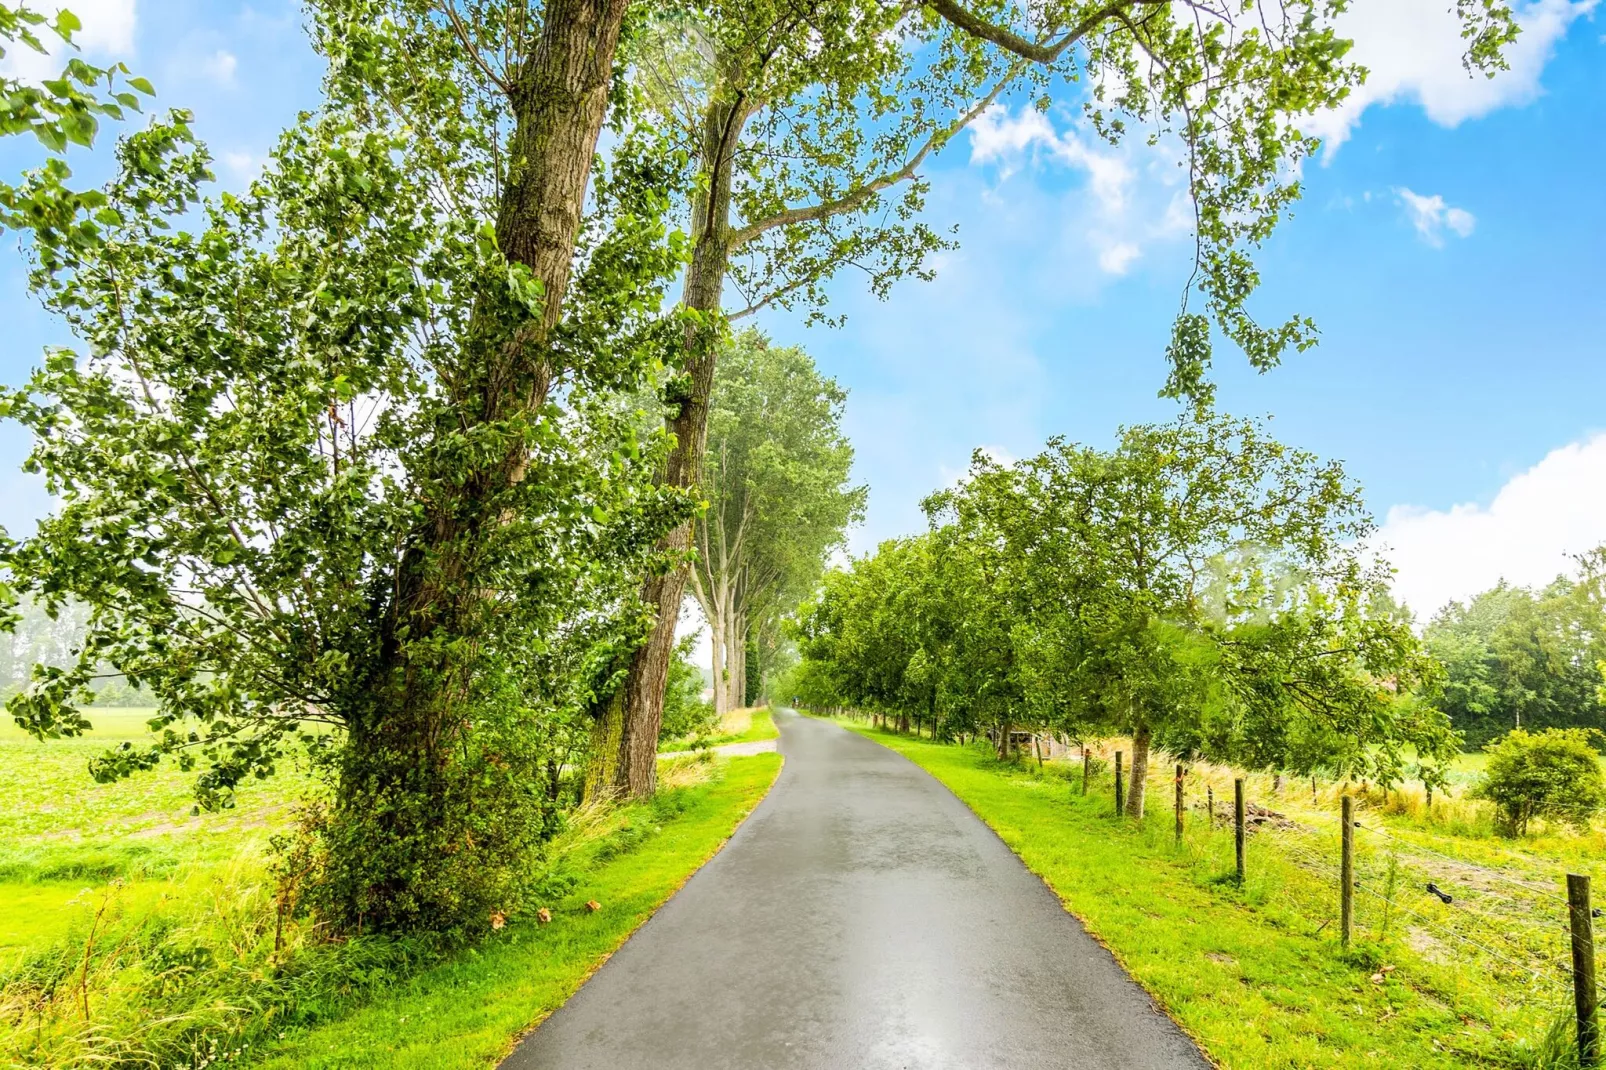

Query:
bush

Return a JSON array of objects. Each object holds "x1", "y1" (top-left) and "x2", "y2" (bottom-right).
[{"x1": 1472, "y1": 728, "x2": 1606, "y2": 835}]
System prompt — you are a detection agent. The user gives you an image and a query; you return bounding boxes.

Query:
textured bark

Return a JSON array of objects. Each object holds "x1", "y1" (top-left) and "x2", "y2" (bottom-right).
[
  {"x1": 334, "y1": 0, "x2": 635, "y2": 928},
  {"x1": 612, "y1": 91, "x2": 745, "y2": 797},
  {"x1": 583, "y1": 683, "x2": 626, "y2": 802},
  {"x1": 731, "y1": 607, "x2": 747, "y2": 710},
  {"x1": 1126, "y1": 723, "x2": 1151, "y2": 820},
  {"x1": 376, "y1": 0, "x2": 631, "y2": 714}
]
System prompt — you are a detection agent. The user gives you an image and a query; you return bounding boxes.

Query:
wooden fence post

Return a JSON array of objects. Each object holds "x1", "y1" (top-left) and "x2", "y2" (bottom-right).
[
  {"x1": 1207, "y1": 785, "x2": 1214, "y2": 824},
  {"x1": 1340, "y1": 795, "x2": 1354, "y2": 949},
  {"x1": 1234, "y1": 778, "x2": 1246, "y2": 884},
  {"x1": 1114, "y1": 751, "x2": 1124, "y2": 816},
  {"x1": 1175, "y1": 764, "x2": 1185, "y2": 844},
  {"x1": 1568, "y1": 873, "x2": 1599, "y2": 1066},
  {"x1": 1081, "y1": 745, "x2": 1090, "y2": 796}
]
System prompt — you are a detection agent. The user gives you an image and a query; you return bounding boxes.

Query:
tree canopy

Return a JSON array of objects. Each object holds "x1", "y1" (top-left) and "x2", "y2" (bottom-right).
[
  {"x1": 797, "y1": 411, "x2": 1453, "y2": 814},
  {"x1": 690, "y1": 330, "x2": 863, "y2": 714},
  {"x1": 1425, "y1": 554, "x2": 1606, "y2": 748}
]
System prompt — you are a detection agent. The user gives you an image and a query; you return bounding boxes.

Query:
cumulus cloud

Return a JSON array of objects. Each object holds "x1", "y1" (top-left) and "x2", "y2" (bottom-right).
[
  {"x1": 1097, "y1": 242, "x2": 1141, "y2": 275},
  {"x1": 1396, "y1": 187, "x2": 1477, "y2": 245},
  {"x1": 0, "y1": 0, "x2": 136, "y2": 81},
  {"x1": 968, "y1": 103, "x2": 1184, "y2": 277},
  {"x1": 201, "y1": 49, "x2": 237, "y2": 87},
  {"x1": 1378, "y1": 433, "x2": 1606, "y2": 619},
  {"x1": 1305, "y1": 0, "x2": 1595, "y2": 156},
  {"x1": 970, "y1": 105, "x2": 1133, "y2": 214}
]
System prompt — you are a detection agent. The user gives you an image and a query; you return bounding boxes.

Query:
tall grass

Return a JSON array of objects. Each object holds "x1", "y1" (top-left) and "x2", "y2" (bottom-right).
[{"x1": 0, "y1": 744, "x2": 724, "y2": 1068}]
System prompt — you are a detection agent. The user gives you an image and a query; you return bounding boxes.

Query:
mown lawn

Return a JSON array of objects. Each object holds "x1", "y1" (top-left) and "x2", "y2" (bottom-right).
[{"x1": 840, "y1": 720, "x2": 1583, "y2": 1070}]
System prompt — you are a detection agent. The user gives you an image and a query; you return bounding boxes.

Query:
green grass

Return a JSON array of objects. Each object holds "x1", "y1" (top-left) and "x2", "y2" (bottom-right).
[
  {"x1": 660, "y1": 706, "x2": 778, "y2": 751},
  {"x1": 1, "y1": 705, "x2": 781, "y2": 1068},
  {"x1": 0, "y1": 708, "x2": 310, "y2": 954},
  {"x1": 837, "y1": 719, "x2": 1586, "y2": 1070},
  {"x1": 248, "y1": 753, "x2": 780, "y2": 1069}
]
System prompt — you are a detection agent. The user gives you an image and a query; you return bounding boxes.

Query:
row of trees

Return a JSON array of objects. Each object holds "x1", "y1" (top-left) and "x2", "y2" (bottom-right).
[
  {"x1": 0, "y1": 0, "x2": 1517, "y2": 933},
  {"x1": 792, "y1": 411, "x2": 1457, "y2": 818},
  {"x1": 690, "y1": 331, "x2": 862, "y2": 715},
  {"x1": 1424, "y1": 555, "x2": 1606, "y2": 747}
]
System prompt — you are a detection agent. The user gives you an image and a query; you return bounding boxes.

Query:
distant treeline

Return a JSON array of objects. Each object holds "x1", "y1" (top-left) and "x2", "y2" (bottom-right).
[
  {"x1": 1424, "y1": 553, "x2": 1606, "y2": 748},
  {"x1": 0, "y1": 600, "x2": 144, "y2": 706}
]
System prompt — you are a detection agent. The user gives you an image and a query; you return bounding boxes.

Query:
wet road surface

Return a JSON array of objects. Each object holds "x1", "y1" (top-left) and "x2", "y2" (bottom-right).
[{"x1": 501, "y1": 710, "x2": 1208, "y2": 1070}]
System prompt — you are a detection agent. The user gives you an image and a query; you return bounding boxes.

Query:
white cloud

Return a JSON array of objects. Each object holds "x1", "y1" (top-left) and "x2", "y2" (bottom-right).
[
  {"x1": 0, "y1": 0, "x2": 136, "y2": 81},
  {"x1": 220, "y1": 150, "x2": 263, "y2": 184},
  {"x1": 201, "y1": 49, "x2": 237, "y2": 87},
  {"x1": 969, "y1": 103, "x2": 1186, "y2": 278},
  {"x1": 1378, "y1": 433, "x2": 1606, "y2": 619},
  {"x1": 970, "y1": 105, "x2": 1133, "y2": 214},
  {"x1": 1097, "y1": 242, "x2": 1141, "y2": 275},
  {"x1": 1396, "y1": 187, "x2": 1477, "y2": 245},
  {"x1": 1305, "y1": 0, "x2": 1595, "y2": 155}
]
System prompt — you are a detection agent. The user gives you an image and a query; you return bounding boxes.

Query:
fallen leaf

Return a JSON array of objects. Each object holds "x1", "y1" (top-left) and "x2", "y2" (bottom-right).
[
  {"x1": 586, "y1": 900, "x2": 601, "y2": 913},
  {"x1": 537, "y1": 907, "x2": 552, "y2": 924},
  {"x1": 1370, "y1": 973, "x2": 1385, "y2": 984}
]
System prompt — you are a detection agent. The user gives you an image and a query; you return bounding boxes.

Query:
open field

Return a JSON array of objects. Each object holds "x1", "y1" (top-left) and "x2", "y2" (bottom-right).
[
  {"x1": 835, "y1": 717, "x2": 1601, "y2": 1070},
  {"x1": 0, "y1": 709, "x2": 782, "y2": 1068}
]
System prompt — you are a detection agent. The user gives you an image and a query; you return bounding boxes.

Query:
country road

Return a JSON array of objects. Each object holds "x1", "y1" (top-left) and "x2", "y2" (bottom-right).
[{"x1": 501, "y1": 710, "x2": 1207, "y2": 1070}]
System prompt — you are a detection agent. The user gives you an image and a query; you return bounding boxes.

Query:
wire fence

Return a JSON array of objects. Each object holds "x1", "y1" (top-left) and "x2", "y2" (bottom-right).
[{"x1": 1120, "y1": 760, "x2": 1605, "y2": 1063}]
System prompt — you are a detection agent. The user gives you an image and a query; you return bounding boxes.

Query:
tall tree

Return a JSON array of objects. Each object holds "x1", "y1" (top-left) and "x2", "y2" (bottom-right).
[
  {"x1": 3, "y1": 0, "x2": 693, "y2": 930},
  {"x1": 608, "y1": 0, "x2": 1516, "y2": 795},
  {"x1": 689, "y1": 330, "x2": 862, "y2": 715},
  {"x1": 603, "y1": 0, "x2": 1010, "y2": 796}
]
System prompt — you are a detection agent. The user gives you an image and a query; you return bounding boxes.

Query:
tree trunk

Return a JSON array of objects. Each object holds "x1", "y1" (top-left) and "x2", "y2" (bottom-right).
[
  {"x1": 612, "y1": 91, "x2": 745, "y2": 798},
  {"x1": 328, "y1": 0, "x2": 634, "y2": 932},
  {"x1": 732, "y1": 610, "x2": 747, "y2": 709},
  {"x1": 708, "y1": 607, "x2": 727, "y2": 718},
  {"x1": 583, "y1": 682, "x2": 626, "y2": 803},
  {"x1": 1126, "y1": 723, "x2": 1151, "y2": 820}
]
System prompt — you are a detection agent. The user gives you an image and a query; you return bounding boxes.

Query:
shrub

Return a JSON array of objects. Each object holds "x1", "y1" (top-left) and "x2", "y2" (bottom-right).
[{"x1": 1472, "y1": 728, "x2": 1606, "y2": 835}]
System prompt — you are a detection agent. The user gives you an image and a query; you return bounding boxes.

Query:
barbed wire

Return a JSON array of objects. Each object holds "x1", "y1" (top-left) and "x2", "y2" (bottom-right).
[
  {"x1": 1254, "y1": 821, "x2": 1581, "y2": 986},
  {"x1": 1351, "y1": 882, "x2": 1571, "y2": 987},
  {"x1": 1351, "y1": 821, "x2": 1573, "y2": 906}
]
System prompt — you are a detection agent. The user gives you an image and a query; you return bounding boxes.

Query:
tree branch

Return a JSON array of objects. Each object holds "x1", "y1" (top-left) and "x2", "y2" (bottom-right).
[
  {"x1": 729, "y1": 64, "x2": 1021, "y2": 248},
  {"x1": 438, "y1": 0, "x2": 511, "y2": 95},
  {"x1": 923, "y1": 0, "x2": 1163, "y2": 65}
]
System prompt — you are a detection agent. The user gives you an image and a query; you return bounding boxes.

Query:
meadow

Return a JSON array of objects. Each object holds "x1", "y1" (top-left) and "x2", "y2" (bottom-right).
[
  {"x1": 0, "y1": 709, "x2": 781, "y2": 1067},
  {"x1": 833, "y1": 716, "x2": 1604, "y2": 1070}
]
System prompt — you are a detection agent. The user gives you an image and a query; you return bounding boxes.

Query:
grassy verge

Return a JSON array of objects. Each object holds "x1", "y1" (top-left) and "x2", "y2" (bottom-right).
[
  {"x1": 1, "y1": 705, "x2": 780, "y2": 1069},
  {"x1": 660, "y1": 706, "x2": 778, "y2": 752},
  {"x1": 247, "y1": 752, "x2": 781, "y2": 1069},
  {"x1": 838, "y1": 719, "x2": 1582, "y2": 1070}
]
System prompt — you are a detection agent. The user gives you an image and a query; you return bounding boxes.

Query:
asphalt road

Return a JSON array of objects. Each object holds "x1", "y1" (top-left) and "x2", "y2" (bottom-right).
[{"x1": 501, "y1": 710, "x2": 1208, "y2": 1070}]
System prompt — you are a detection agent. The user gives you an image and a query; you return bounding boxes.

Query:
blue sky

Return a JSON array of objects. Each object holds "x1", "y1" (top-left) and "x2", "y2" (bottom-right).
[{"x1": 1, "y1": 0, "x2": 1603, "y2": 622}]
